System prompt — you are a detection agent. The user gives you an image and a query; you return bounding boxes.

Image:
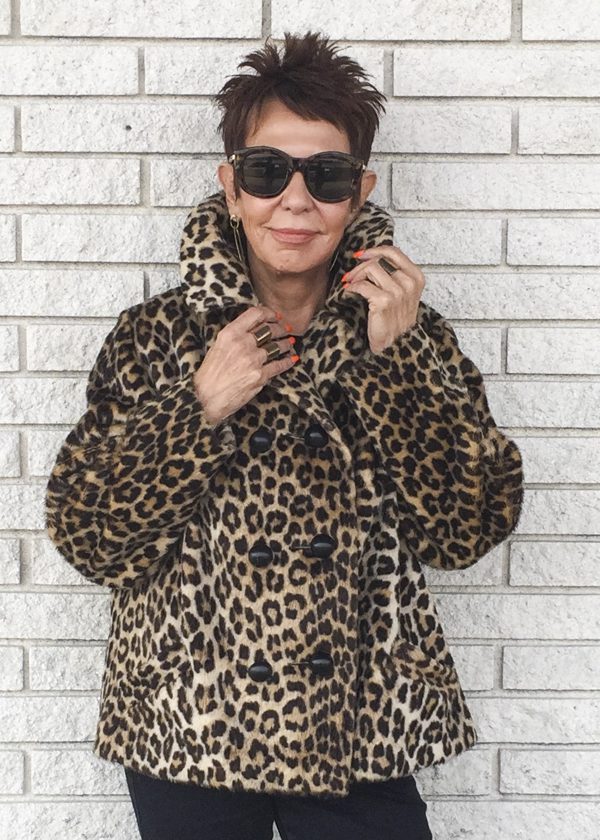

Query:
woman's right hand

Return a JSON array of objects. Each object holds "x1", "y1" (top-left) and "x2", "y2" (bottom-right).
[{"x1": 192, "y1": 305, "x2": 299, "y2": 425}]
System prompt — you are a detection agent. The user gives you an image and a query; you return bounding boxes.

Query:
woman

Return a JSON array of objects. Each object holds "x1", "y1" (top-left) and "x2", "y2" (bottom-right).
[{"x1": 45, "y1": 30, "x2": 524, "y2": 840}]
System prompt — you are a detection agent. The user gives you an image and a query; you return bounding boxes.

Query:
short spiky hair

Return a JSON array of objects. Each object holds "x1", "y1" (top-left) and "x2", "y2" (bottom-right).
[{"x1": 214, "y1": 30, "x2": 387, "y2": 209}]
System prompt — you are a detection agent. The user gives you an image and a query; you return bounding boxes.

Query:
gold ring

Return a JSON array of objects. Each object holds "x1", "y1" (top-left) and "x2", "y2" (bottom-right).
[
  {"x1": 264, "y1": 341, "x2": 281, "y2": 363},
  {"x1": 253, "y1": 323, "x2": 273, "y2": 347},
  {"x1": 378, "y1": 257, "x2": 398, "y2": 276}
]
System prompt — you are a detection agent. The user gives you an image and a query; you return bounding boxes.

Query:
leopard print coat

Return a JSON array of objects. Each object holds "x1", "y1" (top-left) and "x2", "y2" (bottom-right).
[{"x1": 45, "y1": 189, "x2": 524, "y2": 799}]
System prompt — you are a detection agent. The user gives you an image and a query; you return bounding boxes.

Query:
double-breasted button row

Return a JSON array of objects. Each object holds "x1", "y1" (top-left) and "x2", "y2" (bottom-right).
[
  {"x1": 248, "y1": 534, "x2": 337, "y2": 567},
  {"x1": 249, "y1": 423, "x2": 329, "y2": 455},
  {"x1": 247, "y1": 649, "x2": 334, "y2": 682}
]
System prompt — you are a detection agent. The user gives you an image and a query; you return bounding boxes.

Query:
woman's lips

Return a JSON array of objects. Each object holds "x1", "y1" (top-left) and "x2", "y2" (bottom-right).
[{"x1": 270, "y1": 229, "x2": 317, "y2": 244}]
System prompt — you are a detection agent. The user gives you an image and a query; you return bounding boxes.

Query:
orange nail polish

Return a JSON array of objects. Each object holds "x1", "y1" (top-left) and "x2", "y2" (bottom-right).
[
  {"x1": 291, "y1": 354, "x2": 300, "y2": 363},
  {"x1": 353, "y1": 249, "x2": 365, "y2": 258},
  {"x1": 341, "y1": 272, "x2": 349, "y2": 282},
  {"x1": 285, "y1": 322, "x2": 293, "y2": 331},
  {"x1": 288, "y1": 336, "x2": 296, "y2": 344}
]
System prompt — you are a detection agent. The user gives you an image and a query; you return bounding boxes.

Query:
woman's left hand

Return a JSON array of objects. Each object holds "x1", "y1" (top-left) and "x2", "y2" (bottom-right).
[{"x1": 342, "y1": 246, "x2": 426, "y2": 354}]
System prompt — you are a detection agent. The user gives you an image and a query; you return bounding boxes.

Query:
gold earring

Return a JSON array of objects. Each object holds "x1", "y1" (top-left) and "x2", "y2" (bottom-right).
[{"x1": 229, "y1": 214, "x2": 246, "y2": 265}]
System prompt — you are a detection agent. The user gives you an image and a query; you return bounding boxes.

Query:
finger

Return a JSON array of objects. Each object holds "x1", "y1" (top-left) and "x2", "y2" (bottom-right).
[
  {"x1": 354, "y1": 246, "x2": 424, "y2": 284},
  {"x1": 230, "y1": 304, "x2": 282, "y2": 335},
  {"x1": 263, "y1": 349, "x2": 299, "y2": 380},
  {"x1": 346, "y1": 261, "x2": 413, "y2": 295}
]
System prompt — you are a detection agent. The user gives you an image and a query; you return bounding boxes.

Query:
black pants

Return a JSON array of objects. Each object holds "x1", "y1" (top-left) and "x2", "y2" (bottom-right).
[{"x1": 124, "y1": 765, "x2": 433, "y2": 840}]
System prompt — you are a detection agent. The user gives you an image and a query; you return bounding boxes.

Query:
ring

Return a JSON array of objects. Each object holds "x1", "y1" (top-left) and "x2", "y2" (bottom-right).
[
  {"x1": 377, "y1": 257, "x2": 398, "y2": 276},
  {"x1": 253, "y1": 323, "x2": 273, "y2": 347},
  {"x1": 264, "y1": 341, "x2": 281, "y2": 363}
]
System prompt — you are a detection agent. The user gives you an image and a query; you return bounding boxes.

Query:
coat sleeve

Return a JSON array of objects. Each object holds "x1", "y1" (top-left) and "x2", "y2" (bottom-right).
[
  {"x1": 337, "y1": 302, "x2": 524, "y2": 571},
  {"x1": 44, "y1": 306, "x2": 237, "y2": 590}
]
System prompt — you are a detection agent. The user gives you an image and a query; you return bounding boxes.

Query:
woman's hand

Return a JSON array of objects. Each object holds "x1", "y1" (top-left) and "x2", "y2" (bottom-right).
[
  {"x1": 193, "y1": 305, "x2": 298, "y2": 425},
  {"x1": 342, "y1": 246, "x2": 426, "y2": 354}
]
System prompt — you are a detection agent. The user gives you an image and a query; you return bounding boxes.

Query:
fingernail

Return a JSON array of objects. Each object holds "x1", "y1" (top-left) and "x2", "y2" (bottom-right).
[
  {"x1": 288, "y1": 336, "x2": 296, "y2": 345},
  {"x1": 353, "y1": 249, "x2": 365, "y2": 258},
  {"x1": 285, "y1": 322, "x2": 293, "y2": 331},
  {"x1": 291, "y1": 354, "x2": 300, "y2": 363},
  {"x1": 341, "y1": 272, "x2": 350, "y2": 282}
]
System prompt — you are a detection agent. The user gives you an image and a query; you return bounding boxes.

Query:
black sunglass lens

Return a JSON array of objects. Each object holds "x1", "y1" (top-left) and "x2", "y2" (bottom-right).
[
  {"x1": 240, "y1": 151, "x2": 288, "y2": 196},
  {"x1": 307, "y1": 157, "x2": 355, "y2": 201}
]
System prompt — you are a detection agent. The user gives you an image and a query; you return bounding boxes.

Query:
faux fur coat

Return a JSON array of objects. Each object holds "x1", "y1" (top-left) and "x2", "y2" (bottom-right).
[{"x1": 44, "y1": 190, "x2": 524, "y2": 799}]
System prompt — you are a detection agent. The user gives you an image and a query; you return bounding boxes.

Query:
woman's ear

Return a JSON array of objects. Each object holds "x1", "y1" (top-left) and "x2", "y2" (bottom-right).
[{"x1": 217, "y1": 162, "x2": 240, "y2": 212}]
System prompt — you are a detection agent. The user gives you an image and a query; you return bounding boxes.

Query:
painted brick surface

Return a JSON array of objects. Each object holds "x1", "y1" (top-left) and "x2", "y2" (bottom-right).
[{"x1": 1, "y1": 4, "x2": 598, "y2": 838}]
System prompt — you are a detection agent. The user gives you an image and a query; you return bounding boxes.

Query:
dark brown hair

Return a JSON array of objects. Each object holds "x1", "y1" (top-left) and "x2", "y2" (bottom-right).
[{"x1": 214, "y1": 30, "x2": 387, "y2": 210}]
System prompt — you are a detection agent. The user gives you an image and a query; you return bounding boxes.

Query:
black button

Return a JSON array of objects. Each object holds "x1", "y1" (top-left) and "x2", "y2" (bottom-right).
[
  {"x1": 248, "y1": 542, "x2": 273, "y2": 568},
  {"x1": 247, "y1": 660, "x2": 273, "y2": 682},
  {"x1": 308, "y1": 651, "x2": 334, "y2": 677},
  {"x1": 249, "y1": 427, "x2": 273, "y2": 455},
  {"x1": 304, "y1": 423, "x2": 329, "y2": 448},
  {"x1": 309, "y1": 534, "x2": 337, "y2": 558}
]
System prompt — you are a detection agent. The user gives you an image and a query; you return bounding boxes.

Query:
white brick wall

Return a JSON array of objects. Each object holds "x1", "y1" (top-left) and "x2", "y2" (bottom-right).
[{"x1": 0, "y1": 3, "x2": 598, "y2": 838}]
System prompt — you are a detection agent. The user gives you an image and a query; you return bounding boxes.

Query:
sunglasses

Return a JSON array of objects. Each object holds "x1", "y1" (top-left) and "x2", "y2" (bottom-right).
[{"x1": 227, "y1": 145, "x2": 366, "y2": 203}]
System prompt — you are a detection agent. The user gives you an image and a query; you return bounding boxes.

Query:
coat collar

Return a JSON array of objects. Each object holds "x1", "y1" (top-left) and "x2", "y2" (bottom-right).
[
  {"x1": 179, "y1": 189, "x2": 395, "y2": 321},
  {"x1": 179, "y1": 189, "x2": 396, "y2": 444}
]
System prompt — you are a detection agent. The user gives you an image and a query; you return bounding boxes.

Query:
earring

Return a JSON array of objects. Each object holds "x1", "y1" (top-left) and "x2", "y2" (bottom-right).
[{"x1": 229, "y1": 214, "x2": 246, "y2": 265}]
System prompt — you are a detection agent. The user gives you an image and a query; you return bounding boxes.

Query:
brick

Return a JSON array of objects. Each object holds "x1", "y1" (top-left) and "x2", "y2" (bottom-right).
[
  {"x1": 513, "y1": 437, "x2": 600, "y2": 483},
  {"x1": 470, "y1": 380, "x2": 599, "y2": 429},
  {"x1": 22, "y1": 101, "x2": 221, "y2": 152},
  {"x1": 513, "y1": 488, "x2": 599, "y2": 535},
  {"x1": 0, "y1": 45, "x2": 137, "y2": 95},
  {"x1": 0, "y1": 0, "x2": 9, "y2": 34},
  {"x1": 0, "y1": 158, "x2": 139, "y2": 205},
  {"x1": 0, "y1": 593, "x2": 110, "y2": 640},
  {"x1": 0, "y1": 753, "x2": 24, "y2": 795},
  {"x1": 392, "y1": 163, "x2": 600, "y2": 210},
  {"x1": 520, "y1": 106, "x2": 600, "y2": 154},
  {"x1": 423, "y1": 273, "x2": 600, "y2": 320},
  {"x1": 29, "y1": 430, "x2": 76, "y2": 479},
  {"x1": 0, "y1": 695, "x2": 99, "y2": 741},
  {"x1": 29, "y1": 645, "x2": 106, "y2": 690},
  {"x1": 437, "y1": 594, "x2": 600, "y2": 640},
  {"x1": 0, "y1": 431, "x2": 20, "y2": 478},
  {"x1": 0, "y1": 269, "x2": 142, "y2": 316},
  {"x1": 500, "y1": 749, "x2": 600, "y2": 795},
  {"x1": 427, "y1": 801, "x2": 600, "y2": 840},
  {"x1": 510, "y1": 542, "x2": 600, "y2": 587},
  {"x1": 146, "y1": 42, "x2": 383, "y2": 94},
  {"x1": 0, "y1": 538, "x2": 20, "y2": 584},
  {"x1": 523, "y1": 0, "x2": 600, "y2": 40},
  {"x1": 394, "y1": 46, "x2": 600, "y2": 97},
  {"x1": 0, "y1": 802, "x2": 138, "y2": 838},
  {"x1": 30, "y1": 749, "x2": 126, "y2": 795},
  {"x1": 508, "y1": 327, "x2": 600, "y2": 373},
  {"x1": 31, "y1": 538, "x2": 100, "y2": 587},
  {"x1": 0, "y1": 484, "x2": 43, "y2": 530},
  {"x1": 425, "y1": 546, "x2": 504, "y2": 586},
  {"x1": 508, "y1": 219, "x2": 600, "y2": 266},
  {"x1": 0, "y1": 216, "x2": 16, "y2": 262},
  {"x1": 503, "y1": 645, "x2": 600, "y2": 690},
  {"x1": 0, "y1": 325, "x2": 19, "y2": 372},
  {"x1": 375, "y1": 104, "x2": 511, "y2": 154},
  {"x1": 0, "y1": 647, "x2": 23, "y2": 690},
  {"x1": 21, "y1": 0, "x2": 261, "y2": 37},
  {"x1": 22, "y1": 212, "x2": 184, "y2": 263},
  {"x1": 468, "y1": 697, "x2": 600, "y2": 743},
  {"x1": 0, "y1": 106, "x2": 13, "y2": 151},
  {"x1": 392, "y1": 218, "x2": 502, "y2": 265},
  {"x1": 416, "y1": 748, "x2": 492, "y2": 796},
  {"x1": 27, "y1": 323, "x2": 119, "y2": 371},
  {"x1": 447, "y1": 645, "x2": 496, "y2": 691},
  {"x1": 272, "y1": 0, "x2": 512, "y2": 40}
]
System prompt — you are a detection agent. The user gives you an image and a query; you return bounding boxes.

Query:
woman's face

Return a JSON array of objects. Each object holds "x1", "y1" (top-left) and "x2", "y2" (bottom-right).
[{"x1": 218, "y1": 99, "x2": 377, "y2": 277}]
